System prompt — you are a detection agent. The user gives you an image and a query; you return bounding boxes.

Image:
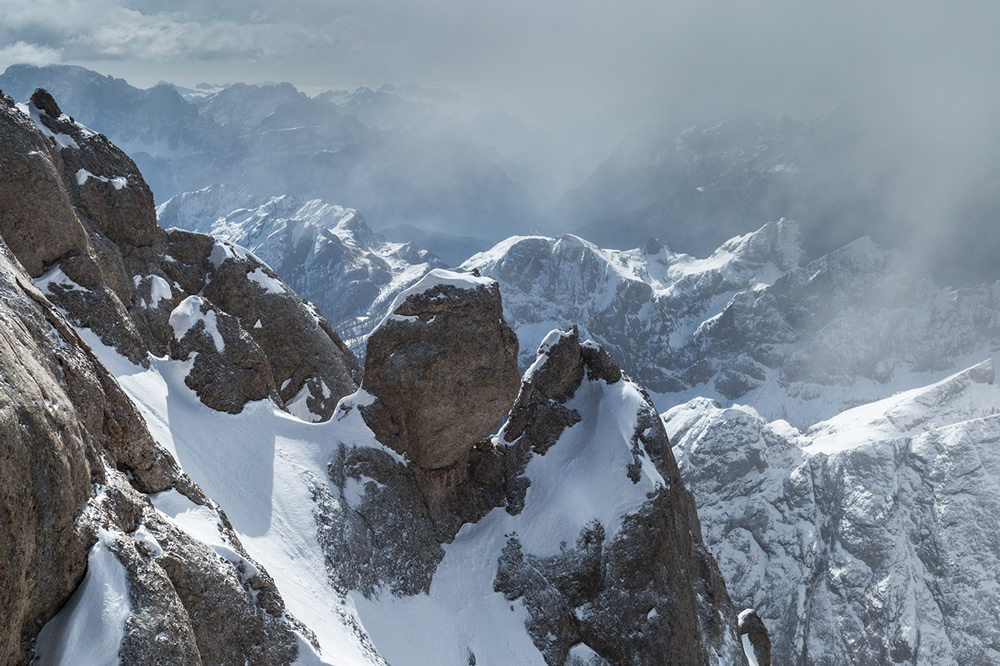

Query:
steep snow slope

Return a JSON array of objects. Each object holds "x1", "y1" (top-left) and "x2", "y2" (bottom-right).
[
  {"x1": 156, "y1": 185, "x2": 444, "y2": 358},
  {"x1": 77, "y1": 329, "x2": 385, "y2": 666},
  {"x1": 71, "y1": 307, "x2": 745, "y2": 665},
  {"x1": 462, "y1": 220, "x2": 1000, "y2": 427},
  {"x1": 666, "y1": 360, "x2": 1000, "y2": 665}
]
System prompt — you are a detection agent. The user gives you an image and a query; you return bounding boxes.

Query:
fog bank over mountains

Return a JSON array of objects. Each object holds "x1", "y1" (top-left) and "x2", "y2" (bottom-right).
[{"x1": 2, "y1": 51, "x2": 999, "y2": 285}]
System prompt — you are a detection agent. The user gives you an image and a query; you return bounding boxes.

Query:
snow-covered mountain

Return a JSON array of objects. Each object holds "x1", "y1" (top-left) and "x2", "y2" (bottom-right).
[
  {"x1": 666, "y1": 359, "x2": 1000, "y2": 665},
  {"x1": 462, "y1": 220, "x2": 1000, "y2": 427},
  {"x1": 156, "y1": 185, "x2": 446, "y2": 358},
  {"x1": 0, "y1": 89, "x2": 750, "y2": 665}
]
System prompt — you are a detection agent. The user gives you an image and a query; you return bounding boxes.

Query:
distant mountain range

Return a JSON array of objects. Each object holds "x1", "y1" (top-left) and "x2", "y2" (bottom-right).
[
  {"x1": 0, "y1": 64, "x2": 540, "y2": 246},
  {"x1": 6, "y1": 63, "x2": 999, "y2": 285}
]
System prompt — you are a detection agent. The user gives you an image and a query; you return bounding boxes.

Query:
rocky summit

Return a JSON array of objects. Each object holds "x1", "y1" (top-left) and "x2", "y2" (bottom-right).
[
  {"x1": 0, "y1": 90, "x2": 308, "y2": 665},
  {"x1": 0, "y1": 89, "x2": 754, "y2": 665},
  {"x1": 360, "y1": 269, "x2": 521, "y2": 470}
]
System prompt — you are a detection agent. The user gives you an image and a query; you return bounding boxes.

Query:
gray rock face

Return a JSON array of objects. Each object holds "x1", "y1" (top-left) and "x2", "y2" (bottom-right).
[
  {"x1": 0, "y1": 88, "x2": 359, "y2": 421},
  {"x1": 361, "y1": 271, "x2": 520, "y2": 470},
  {"x1": 0, "y1": 88, "x2": 328, "y2": 664},
  {"x1": 666, "y1": 360, "x2": 1000, "y2": 665}
]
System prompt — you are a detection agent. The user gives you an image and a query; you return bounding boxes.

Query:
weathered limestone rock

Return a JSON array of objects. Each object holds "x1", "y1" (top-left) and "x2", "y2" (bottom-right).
[
  {"x1": 0, "y1": 91, "x2": 89, "y2": 277},
  {"x1": 494, "y1": 328, "x2": 742, "y2": 666},
  {"x1": 166, "y1": 294, "x2": 276, "y2": 413},
  {"x1": 0, "y1": 90, "x2": 315, "y2": 664},
  {"x1": 738, "y1": 609, "x2": 772, "y2": 666},
  {"x1": 1, "y1": 89, "x2": 359, "y2": 419},
  {"x1": 0, "y1": 252, "x2": 93, "y2": 665},
  {"x1": 361, "y1": 272, "x2": 520, "y2": 469}
]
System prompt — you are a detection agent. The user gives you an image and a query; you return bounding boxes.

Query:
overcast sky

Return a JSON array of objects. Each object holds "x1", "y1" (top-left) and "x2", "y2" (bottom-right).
[{"x1": 2, "y1": 0, "x2": 998, "y2": 125}]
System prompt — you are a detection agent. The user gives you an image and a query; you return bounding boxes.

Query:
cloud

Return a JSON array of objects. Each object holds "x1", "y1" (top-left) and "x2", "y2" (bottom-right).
[
  {"x1": 1, "y1": 0, "x2": 997, "y2": 282},
  {"x1": 0, "y1": 40, "x2": 62, "y2": 67},
  {"x1": 0, "y1": 0, "x2": 341, "y2": 64}
]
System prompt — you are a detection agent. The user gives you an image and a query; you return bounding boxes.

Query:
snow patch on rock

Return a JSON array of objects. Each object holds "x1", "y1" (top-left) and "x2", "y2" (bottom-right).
[
  {"x1": 33, "y1": 529, "x2": 131, "y2": 665},
  {"x1": 169, "y1": 295, "x2": 224, "y2": 352}
]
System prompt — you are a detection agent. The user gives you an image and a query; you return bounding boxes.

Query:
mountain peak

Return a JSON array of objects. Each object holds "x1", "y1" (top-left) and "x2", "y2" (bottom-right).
[{"x1": 717, "y1": 218, "x2": 803, "y2": 271}]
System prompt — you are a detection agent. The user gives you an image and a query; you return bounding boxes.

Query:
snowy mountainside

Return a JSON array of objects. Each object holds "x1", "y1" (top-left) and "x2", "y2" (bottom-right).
[
  {"x1": 462, "y1": 219, "x2": 1000, "y2": 427},
  {"x1": 0, "y1": 87, "x2": 374, "y2": 665},
  {"x1": 79, "y1": 331, "x2": 388, "y2": 665},
  {"x1": 1, "y1": 87, "x2": 746, "y2": 664},
  {"x1": 665, "y1": 359, "x2": 1000, "y2": 665},
  {"x1": 62, "y1": 272, "x2": 748, "y2": 665},
  {"x1": 156, "y1": 184, "x2": 445, "y2": 358}
]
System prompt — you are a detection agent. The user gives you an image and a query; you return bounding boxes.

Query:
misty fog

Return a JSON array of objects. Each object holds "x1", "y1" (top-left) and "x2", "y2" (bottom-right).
[{"x1": 2, "y1": 0, "x2": 998, "y2": 284}]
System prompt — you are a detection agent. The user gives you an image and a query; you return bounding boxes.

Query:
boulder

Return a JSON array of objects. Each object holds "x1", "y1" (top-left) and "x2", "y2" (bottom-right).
[
  {"x1": 738, "y1": 609, "x2": 772, "y2": 666},
  {"x1": 361, "y1": 270, "x2": 520, "y2": 469}
]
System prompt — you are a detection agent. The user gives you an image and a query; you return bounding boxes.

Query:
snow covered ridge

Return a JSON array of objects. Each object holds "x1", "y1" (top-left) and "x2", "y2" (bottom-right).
[
  {"x1": 666, "y1": 359, "x2": 1000, "y2": 665},
  {"x1": 378, "y1": 266, "x2": 496, "y2": 329},
  {"x1": 52, "y1": 280, "x2": 749, "y2": 664},
  {"x1": 321, "y1": 325, "x2": 746, "y2": 664},
  {"x1": 462, "y1": 219, "x2": 1000, "y2": 427},
  {"x1": 156, "y1": 184, "x2": 446, "y2": 360}
]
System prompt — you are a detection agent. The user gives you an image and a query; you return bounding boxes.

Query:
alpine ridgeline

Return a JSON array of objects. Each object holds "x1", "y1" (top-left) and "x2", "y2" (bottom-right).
[
  {"x1": 0, "y1": 64, "x2": 540, "y2": 244},
  {"x1": 0, "y1": 88, "x2": 352, "y2": 664},
  {"x1": 460, "y1": 222, "x2": 1000, "y2": 427},
  {"x1": 0, "y1": 89, "x2": 751, "y2": 665}
]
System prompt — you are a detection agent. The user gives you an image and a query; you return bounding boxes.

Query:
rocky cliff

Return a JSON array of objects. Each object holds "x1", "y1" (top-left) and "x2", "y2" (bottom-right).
[
  {"x1": 666, "y1": 360, "x2": 1000, "y2": 665},
  {"x1": 322, "y1": 270, "x2": 749, "y2": 664},
  {"x1": 0, "y1": 88, "x2": 360, "y2": 423},
  {"x1": 0, "y1": 89, "x2": 321, "y2": 664},
  {"x1": 0, "y1": 88, "x2": 753, "y2": 664}
]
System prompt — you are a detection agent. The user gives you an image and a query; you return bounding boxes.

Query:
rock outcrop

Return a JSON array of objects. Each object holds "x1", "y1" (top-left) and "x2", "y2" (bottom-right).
[
  {"x1": 738, "y1": 610, "x2": 771, "y2": 666},
  {"x1": 324, "y1": 317, "x2": 747, "y2": 664},
  {"x1": 0, "y1": 88, "x2": 335, "y2": 664},
  {"x1": 361, "y1": 269, "x2": 520, "y2": 469},
  {"x1": 0, "y1": 233, "x2": 302, "y2": 664},
  {"x1": 491, "y1": 328, "x2": 742, "y2": 665},
  {"x1": 0, "y1": 88, "x2": 359, "y2": 421}
]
